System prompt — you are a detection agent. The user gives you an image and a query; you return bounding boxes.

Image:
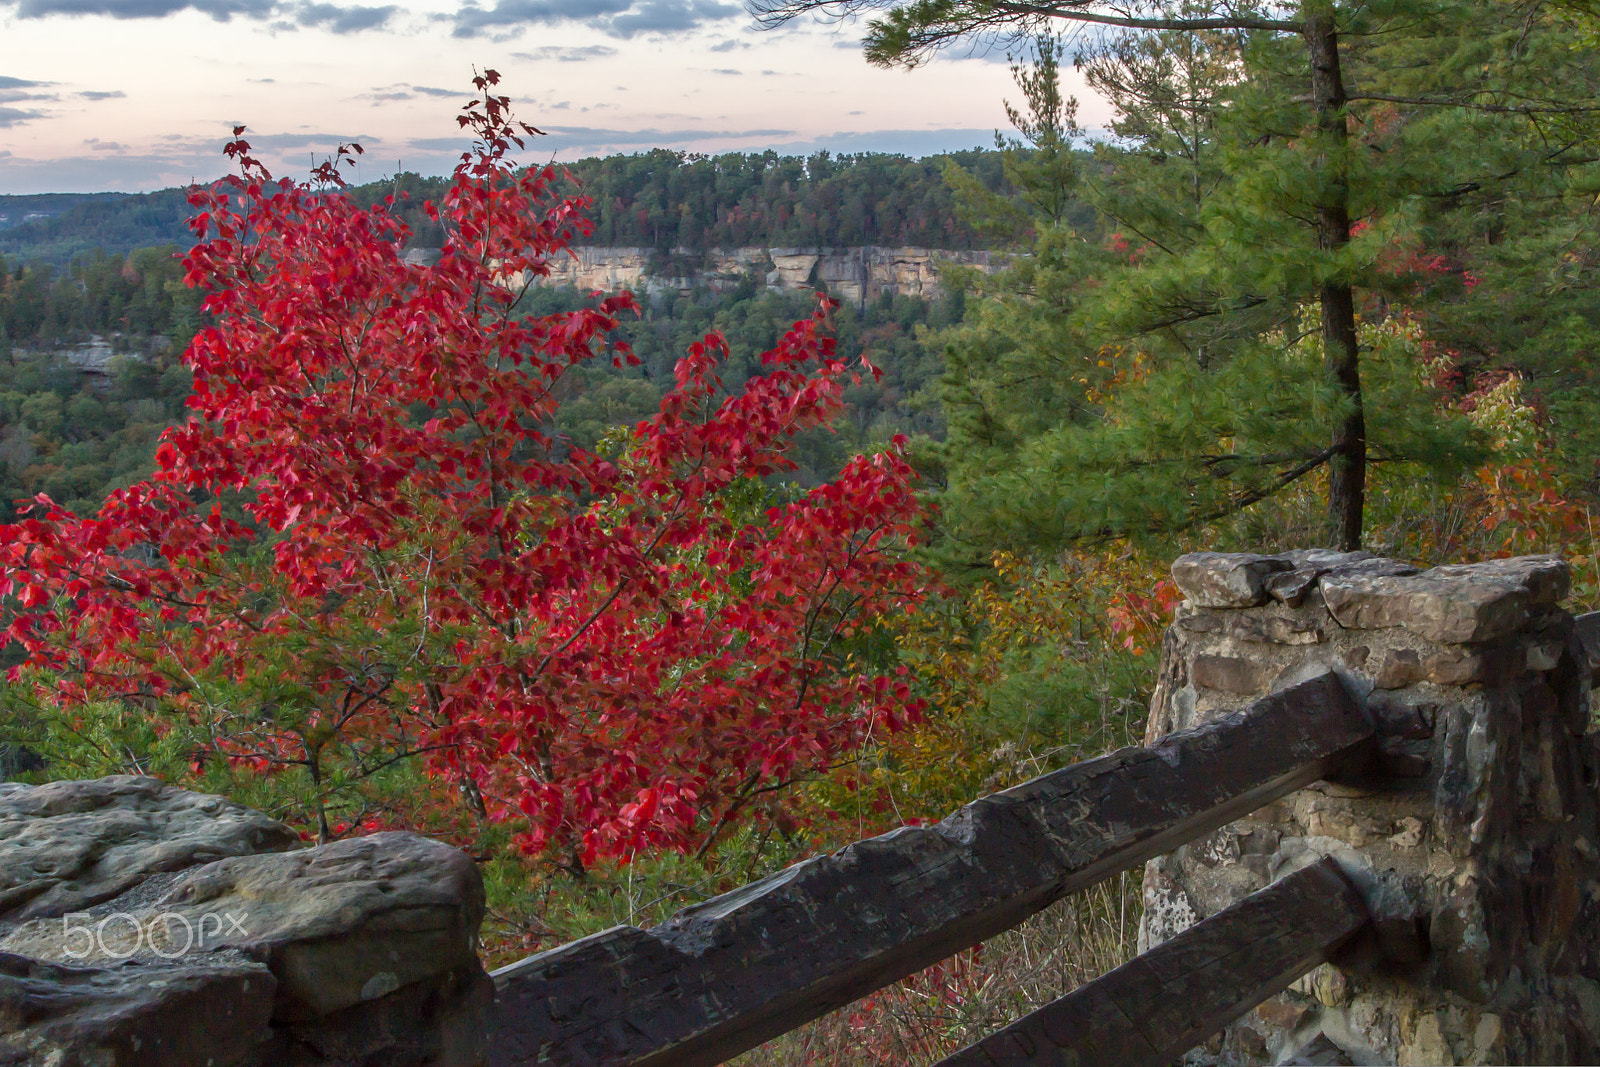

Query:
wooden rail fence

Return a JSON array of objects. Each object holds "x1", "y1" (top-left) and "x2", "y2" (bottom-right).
[{"x1": 487, "y1": 668, "x2": 1379, "y2": 1067}]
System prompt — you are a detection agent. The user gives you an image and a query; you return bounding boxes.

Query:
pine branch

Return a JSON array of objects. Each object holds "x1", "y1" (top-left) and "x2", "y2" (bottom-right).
[
  {"x1": 1068, "y1": 446, "x2": 1336, "y2": 543},
  {"x1": 1338, "y1": 92, "x2": 1600, "y2": 116}
]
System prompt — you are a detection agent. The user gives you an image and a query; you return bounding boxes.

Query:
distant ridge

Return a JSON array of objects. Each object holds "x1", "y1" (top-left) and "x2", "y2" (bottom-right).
[
  {"x1": 0, "y1": 189, "x2": 192, "y2": 264},
  {"x1": 0, "y1": 192, "x2": 127, "y2": 232},
  {"x1": 0, "y1": 147, "x2": 1079, "y2": 267}
]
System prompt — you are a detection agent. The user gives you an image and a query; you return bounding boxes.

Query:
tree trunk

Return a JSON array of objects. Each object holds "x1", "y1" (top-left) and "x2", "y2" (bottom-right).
[{"x1": 1306, "y1": 7, "x2": 1364, "y2": 551}]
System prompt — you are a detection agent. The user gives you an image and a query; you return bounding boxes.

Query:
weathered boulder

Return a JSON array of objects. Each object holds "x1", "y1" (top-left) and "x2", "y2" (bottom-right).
[
  {"x1": 2, "y1": 831, "x2": 485, "y2": 1020},
  {"x1": 1171, "y1": 552, "x2": 1295, "y2": 608},
  {"x1": 0, "y1": 776, "x2": 299, "y2": 923},
  {"x1": 0, "y1": 951, "x2": 276, "y2": 1067},
  {"x1": 0, "y1": 778, "x2": 490, "y2": 1066}
]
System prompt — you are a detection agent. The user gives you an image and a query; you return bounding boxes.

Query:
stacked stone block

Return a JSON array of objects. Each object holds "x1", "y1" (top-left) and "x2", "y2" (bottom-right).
[{"x1": 1143, "y1": 550, "x2": 1600, "y2": 1066}]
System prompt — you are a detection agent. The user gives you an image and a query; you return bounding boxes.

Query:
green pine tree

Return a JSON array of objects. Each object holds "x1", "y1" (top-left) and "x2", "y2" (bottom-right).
[{"x1": 753, "y1": 0, "x2": 1599, "y2": 550}]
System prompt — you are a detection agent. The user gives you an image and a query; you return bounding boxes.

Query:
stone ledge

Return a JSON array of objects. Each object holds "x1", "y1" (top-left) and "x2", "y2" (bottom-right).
[
  {"x1": 0, "y1": 778, "x2": 490, "y2": 1066},
  {"x1": 1320, "y1": 573, "x2": 1530, "y2": 644},
  {"x1": 1171, "y1": 551, "x2": 1569, "y2": 645}
]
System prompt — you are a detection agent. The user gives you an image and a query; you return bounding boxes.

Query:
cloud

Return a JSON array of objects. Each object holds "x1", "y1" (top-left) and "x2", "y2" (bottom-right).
[
  {"x1": 707, "y1": 37, "x2": 745, "y2": 51},
  {"x1": 547, "y1": 124, "x2": 792, "y2": 143},
  {"x1": 78, "y1": 90, "x2": 126, "y2": 100},
  {"x1": 14, "y1": 0, "x2": 276, "y2": 20},
  {"x1": 0, "y1": 146, "x2": 230, "y2": 193},
  {"x1": 452, "y1": 0, "x2": 738, "y2": 39},
  {"x1": 359, "y1": 82, "x2": 467, "y2": 105},
  {"x1": 512, "y1": 44, "x2": 619, "y2": 61},
  {"x1": 0, "y1": 106, "x2": 44, "y2": 127},
  {"x1": 755, "y1": 128, "x2": 998, "y2": 157},
  {"x1": 294, "y1": 1, "x2": 396, "y2": 30},
  {"x1": 10, "y1": 0, "x2": 395, "y2": 29},
  {"x1": 247, "y1": 130, "x2": 383, "y2": 148},
  {"x1": 404, "y1": 124, "x2": 793, "y2": 158},
  {"x1": 710, "y1": 68, "x2": 739, "y2": 75},
  {"x1": 0, "y1": 76, "x2": 56, "y2": 105},
  {"x1": 85, "y1": 138, "x2": 125, "y2": 150},
  {"x1": 606, "y1": 0, "x2": 737, "y2": 37},
  {"x1": 454, "y1": 0, "x2": 627, "y2": 37},
  {"x1": 405, "y1": 137, "x2": 483, "y2": 150}
]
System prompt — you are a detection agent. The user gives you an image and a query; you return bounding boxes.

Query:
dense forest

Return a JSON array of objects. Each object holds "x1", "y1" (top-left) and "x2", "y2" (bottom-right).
[{"x1": 5, "y1": 1, "x2": 1600, "y2": 1057}]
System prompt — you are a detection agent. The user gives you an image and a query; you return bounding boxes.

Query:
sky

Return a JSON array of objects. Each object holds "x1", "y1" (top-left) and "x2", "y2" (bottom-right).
[{"x1": 0, "y1": 0, "x2": 1114, "y2": 195}]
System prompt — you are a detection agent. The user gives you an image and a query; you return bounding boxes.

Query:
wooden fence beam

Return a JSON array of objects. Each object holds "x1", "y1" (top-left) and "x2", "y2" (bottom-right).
[
  {"x1": 488, "y1": 669, "x2": 1373, "y2": 1067},
  {"x1": 935, "y1": 857, "x2": 1371, "y2": 1067}
]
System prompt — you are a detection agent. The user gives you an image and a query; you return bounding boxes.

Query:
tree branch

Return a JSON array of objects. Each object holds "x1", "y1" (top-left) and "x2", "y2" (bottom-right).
[{"x1": 1340, "y1": 92, "x2": 1600, "y2": 116}]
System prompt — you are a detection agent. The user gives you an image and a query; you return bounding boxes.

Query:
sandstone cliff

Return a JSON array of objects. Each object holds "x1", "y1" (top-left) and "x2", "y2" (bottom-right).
[{"x1": 499, "y1": 245, "x2": 1000, "y2": 307}]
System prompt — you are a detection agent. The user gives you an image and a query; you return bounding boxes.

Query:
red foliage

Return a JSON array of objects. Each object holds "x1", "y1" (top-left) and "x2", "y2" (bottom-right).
[
  {"x1": 1105, "y1": 578, "x2": 1182, "y2": 654},
  {"x1": 0, "y1": 73, "x2": 929, "y2": 865}
]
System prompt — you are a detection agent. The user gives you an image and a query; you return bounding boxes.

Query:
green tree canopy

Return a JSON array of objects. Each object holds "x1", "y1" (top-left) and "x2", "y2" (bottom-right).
[{"x1": 756, "y1": 0, "x2": 1600, "y2": 550}]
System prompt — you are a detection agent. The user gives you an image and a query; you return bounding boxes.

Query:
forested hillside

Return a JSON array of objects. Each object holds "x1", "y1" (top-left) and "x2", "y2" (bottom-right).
[
  {"x1": 0, "y1": 193, "x2": 124, "y2": 231},
  {"x1": 0, "y1": 147, "x2": 1055, "y2": 267},
  {"x1": 0, "y1": 190, "x2": 193, "y2": 264}
]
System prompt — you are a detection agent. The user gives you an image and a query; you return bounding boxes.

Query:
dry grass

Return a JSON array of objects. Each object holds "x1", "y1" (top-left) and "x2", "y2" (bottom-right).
[{"x1": 734, "y1": 872, "x2": 1141, "y2": 1066}]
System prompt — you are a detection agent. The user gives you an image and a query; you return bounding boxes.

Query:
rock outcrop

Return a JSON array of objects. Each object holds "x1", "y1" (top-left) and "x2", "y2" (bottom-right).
[
  {"x1": 1145, "y1": 551, "x2": 1600, "y2": 1065},
  {"x1": 0, "y1": 776, "x2": 490, "y2": 1067},
  {"x1": 495, "y1": 244, "x2": 999, "y2": 306}
]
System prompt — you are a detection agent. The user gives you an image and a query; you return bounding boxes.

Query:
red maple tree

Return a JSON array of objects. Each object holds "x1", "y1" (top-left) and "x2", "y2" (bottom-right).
[{"x1": 0, "y1": 73, "x2": 928, "y2": 868}]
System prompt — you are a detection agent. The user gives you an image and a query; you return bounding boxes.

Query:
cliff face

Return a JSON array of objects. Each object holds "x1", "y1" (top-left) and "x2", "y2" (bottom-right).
[{"x1": 525, "y1": 246, "x2": 999, "y2": 306}]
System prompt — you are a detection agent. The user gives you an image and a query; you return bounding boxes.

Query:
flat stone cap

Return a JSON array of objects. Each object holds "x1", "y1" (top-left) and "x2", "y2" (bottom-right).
[
  {"x1": 1171, "y1": 550, "x2": 1414, "y2": 608},
  {"x1": 1421, "y1": 556, "x2": 1570, "y2": 604},
  {"x1": 1323, "y1": 556, "x2": 1568, "y2": 644},
  {"x1": 1171, "y1": 551, "x2": 1570, "y2": 644}
]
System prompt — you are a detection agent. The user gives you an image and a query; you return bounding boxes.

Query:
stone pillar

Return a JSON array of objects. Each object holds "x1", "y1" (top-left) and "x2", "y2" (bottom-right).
[{"x1": 1142, "y1": 550, "x2": 1600, "y2": 1066}]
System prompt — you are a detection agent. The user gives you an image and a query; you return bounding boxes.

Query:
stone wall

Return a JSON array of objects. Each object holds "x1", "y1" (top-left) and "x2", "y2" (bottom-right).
[
  {"x1": 1144, "y1": 550, "x2": 1600, "y2": 1065},
  {"x1": 0, "y1": 776, "x2": 490, "y2": 1066}
]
